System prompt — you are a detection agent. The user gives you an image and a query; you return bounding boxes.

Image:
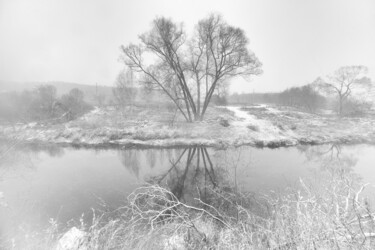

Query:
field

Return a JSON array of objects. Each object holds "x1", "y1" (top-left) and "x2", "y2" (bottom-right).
[{"x1": 1, "y1": 104, "x2": 375, "y2": 149}]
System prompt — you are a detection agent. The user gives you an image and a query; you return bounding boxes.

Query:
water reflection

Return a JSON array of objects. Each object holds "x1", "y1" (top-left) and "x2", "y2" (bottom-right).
[
  {"x1": 149, "y1": 147, "x2": 231, "y2": 206},
  {"x1": 299, "y1": 144, "x2": 357, "y2": 169},
  {"x1": 0, "y1": 141, "x2": 65, "y2": 158},
  {"x1": 115, "y1": 144, "x2": 364, "y2": 205},
  {"x1": 1, "y1": 142, "x2": 375, "y2": 247},
  {"x1": 119, "y1": 150, "x2": 140, "y2": 178},
  {"x1": 0, "y1": 141, "x2": 65, "y2": 170}
]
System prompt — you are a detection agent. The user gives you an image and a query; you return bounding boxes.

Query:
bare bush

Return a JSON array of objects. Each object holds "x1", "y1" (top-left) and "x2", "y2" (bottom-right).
[
  {"x1": 50, "y1": 169, "x2": 375, "y2": 250},
  {"x1": 341, "y1": 98, "x2": 373, "y2": 117}
]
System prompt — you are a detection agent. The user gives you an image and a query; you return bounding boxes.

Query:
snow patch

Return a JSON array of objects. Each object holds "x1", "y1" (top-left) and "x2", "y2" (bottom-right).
[
  {"x1": 226, "y1": 106, "x2": 290, "y2": 141},
  {"x1": 56, "y1": 227, "x2": 87, "y2": 250}
]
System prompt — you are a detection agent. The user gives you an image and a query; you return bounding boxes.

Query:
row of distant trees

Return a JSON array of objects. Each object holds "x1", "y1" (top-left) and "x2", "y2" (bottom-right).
[
  {"x1": 229, "y1": 85, "x2": 326, "y2": 113},
  {"x1": 229, "y1": 66, "x2": 373, "y2": 116},
  {"x1": 278, "y1": 85, "x2": 326, "y2": 113},
  {"x1": 0, "y1": 85, "x2": 92, "y2": 123}
]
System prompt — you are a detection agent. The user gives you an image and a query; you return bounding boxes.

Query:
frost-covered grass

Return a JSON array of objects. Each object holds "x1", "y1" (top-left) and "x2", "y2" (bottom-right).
[
  {"x1": 241, "y1": 104, "x2": 375, "y2": 145},
  {"x1": 1, "y1": 104, "x2": 375, "y2": 148},
  {"x1": 0, "y1": 105, "x2": 249, "y2": 147},
  {"x1": 9, "y1": 167, "x2": 375, "y2": 250}
]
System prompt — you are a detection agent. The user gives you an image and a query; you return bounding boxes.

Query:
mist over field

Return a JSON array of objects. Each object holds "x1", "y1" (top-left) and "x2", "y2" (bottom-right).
[{"x1": 1, "y1": 1, "x2": 375, "y2": 249}]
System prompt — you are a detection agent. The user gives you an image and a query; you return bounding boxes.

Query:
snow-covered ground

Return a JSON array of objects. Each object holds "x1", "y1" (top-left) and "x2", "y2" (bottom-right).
[
  {"x1": 226, "y1": 106, "x2": 289, "y2": 141},
  {"x1": 1, "y1": 105, "x2": 375, "y2": 148}
]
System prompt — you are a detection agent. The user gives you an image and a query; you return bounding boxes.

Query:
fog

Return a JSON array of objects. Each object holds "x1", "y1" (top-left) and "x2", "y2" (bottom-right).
[
  {"x1": 1, "y1": 0, "x2": 374, "y2": 93},
  {"x1": 2, "y1": 1, "x2": 375, "y2": 248}
]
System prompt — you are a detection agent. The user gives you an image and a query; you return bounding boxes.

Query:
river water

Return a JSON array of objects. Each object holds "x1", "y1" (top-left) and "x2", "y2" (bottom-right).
[{"x1": 1, "y1": 142, "x2": 375, "y2": 244}]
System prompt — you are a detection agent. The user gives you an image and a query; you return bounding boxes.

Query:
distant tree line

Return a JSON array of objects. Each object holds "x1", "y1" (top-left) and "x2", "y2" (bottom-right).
[
  {"x1": 228, "y1": 66, "x2": 373, "y2": 116},
  {"x1": 278, "y1": 85, "x2": 326, "y2": 113},
  {"x1": 0, "y1": 85, "x2": 92, "y2": 123},
  {"x1": 228, "y1": 84, "x2": 326, "y2": 113}
]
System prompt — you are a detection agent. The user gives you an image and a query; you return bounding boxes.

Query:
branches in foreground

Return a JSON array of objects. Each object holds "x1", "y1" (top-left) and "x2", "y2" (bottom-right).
[
  {"x1": 16, "y1": 169, "x2": 375, "y2": 249},
  {"x1": 56, "y1": 171, "x2": 375, "y2": 250}
]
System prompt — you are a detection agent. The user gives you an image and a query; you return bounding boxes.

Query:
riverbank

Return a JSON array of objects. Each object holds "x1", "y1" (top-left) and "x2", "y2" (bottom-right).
[
  {"x1": 1, "y1": 104, "x2": 375, "y2": 148},
  {"x1": 25, "y1": 173, "x2": 375, "y2": 249}
]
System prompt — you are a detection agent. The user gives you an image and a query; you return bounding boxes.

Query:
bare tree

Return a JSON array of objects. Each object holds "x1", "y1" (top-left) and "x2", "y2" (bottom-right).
[
  {"x1": 314, "y1": 66, "x2": 371, "y2": 116},
  {"x1": 113, "y1": 69, "x2": 137, "y2": 113},
  {"x1": 121, "y1": 14, "x2": 262, "y2": 122},
  {"x1": 35, "y1": 85, "x2": 57, "y2": 117}
]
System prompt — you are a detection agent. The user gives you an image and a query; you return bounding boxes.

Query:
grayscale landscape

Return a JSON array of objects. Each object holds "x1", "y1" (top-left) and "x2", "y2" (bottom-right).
[{"x1": 1, "y1": 0, "x2": 375, "y2": 249}]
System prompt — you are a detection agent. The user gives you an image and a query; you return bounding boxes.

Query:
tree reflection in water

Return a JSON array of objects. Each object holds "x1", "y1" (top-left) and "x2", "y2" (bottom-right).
[
  {"x1": 298, "y1": 143, "x2": 358, "y2": 173},
  {"x1": 150, "y1": 147, "x2": 229, "y2": 205},
  {"x1": 0, "y1": 140, "x2": 65, "y2": 178},
  {"x1": 119, "y1": 150, "x2": 140, "y2": 178}
]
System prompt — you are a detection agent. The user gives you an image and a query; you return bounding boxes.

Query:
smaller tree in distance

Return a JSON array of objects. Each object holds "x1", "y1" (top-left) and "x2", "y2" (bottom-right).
[
  {"x1": 60, "y1": 88, "x2": 92, "y2": 119},
  {"x1": 30, "y1": 85, "x2": 57, "y2": 119},
  {"x1": 314, "y1": 65, "x2": 372, "y2": 116},
  {"x1": 113, "y1": 69, "x2": 137, "y2": 114}
]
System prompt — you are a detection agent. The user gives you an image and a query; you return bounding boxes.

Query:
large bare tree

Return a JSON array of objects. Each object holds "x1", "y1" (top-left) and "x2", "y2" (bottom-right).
[
  {"x1": 314, "y1": 66, "x2": 371, "y2": 116},
  {"x1": 121, "y1": 14, "x2": 262, "y2": 122}
]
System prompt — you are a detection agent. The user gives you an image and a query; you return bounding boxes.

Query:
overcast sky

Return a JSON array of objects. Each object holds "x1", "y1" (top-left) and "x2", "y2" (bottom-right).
[{"x1": 0, "y1": 0, "x2": 374, "y2": 93}]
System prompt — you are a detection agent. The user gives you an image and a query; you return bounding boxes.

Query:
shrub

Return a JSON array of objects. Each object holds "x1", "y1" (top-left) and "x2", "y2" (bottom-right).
[
  {"x1": 219, "y1": 118, "x2": 230, "y2": 127},
  {"x1": 247, "y1": 124, "x2": 259, "y2": 131},
  {"x1": 60, "y1": 88, "x2": 93, "y2": 120},
  {"x1": 0, "y1": 86, "x2": 93, "y2": 124},
  {"x1": 341, "y1": 98, "x2": 372, "y2": 117}
]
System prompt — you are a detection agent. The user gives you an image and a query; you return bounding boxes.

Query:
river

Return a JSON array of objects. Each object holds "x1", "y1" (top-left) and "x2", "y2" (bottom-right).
[{"x1": 1, "y1": 142, "x2": 375, "y2": 245}]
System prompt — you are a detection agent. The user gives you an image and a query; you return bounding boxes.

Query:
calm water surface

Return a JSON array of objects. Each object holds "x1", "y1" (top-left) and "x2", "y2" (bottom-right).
[{"x1": 1, "y1": 142, "x2": 375, "y2": 243}]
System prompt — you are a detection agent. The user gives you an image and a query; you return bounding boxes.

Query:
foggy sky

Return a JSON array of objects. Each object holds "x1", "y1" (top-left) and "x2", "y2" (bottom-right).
[{"x1": 0, "y1": 0, "x2": 374, "y2": 93}]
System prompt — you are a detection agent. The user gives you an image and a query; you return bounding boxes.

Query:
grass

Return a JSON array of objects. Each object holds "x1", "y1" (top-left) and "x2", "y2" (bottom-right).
[
  {"x1": 70, "y1": 105, "x2": 234, "y2": 130},
  {"x1": 3, "y1": 104, "x2": 375, "y2": 148}
]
